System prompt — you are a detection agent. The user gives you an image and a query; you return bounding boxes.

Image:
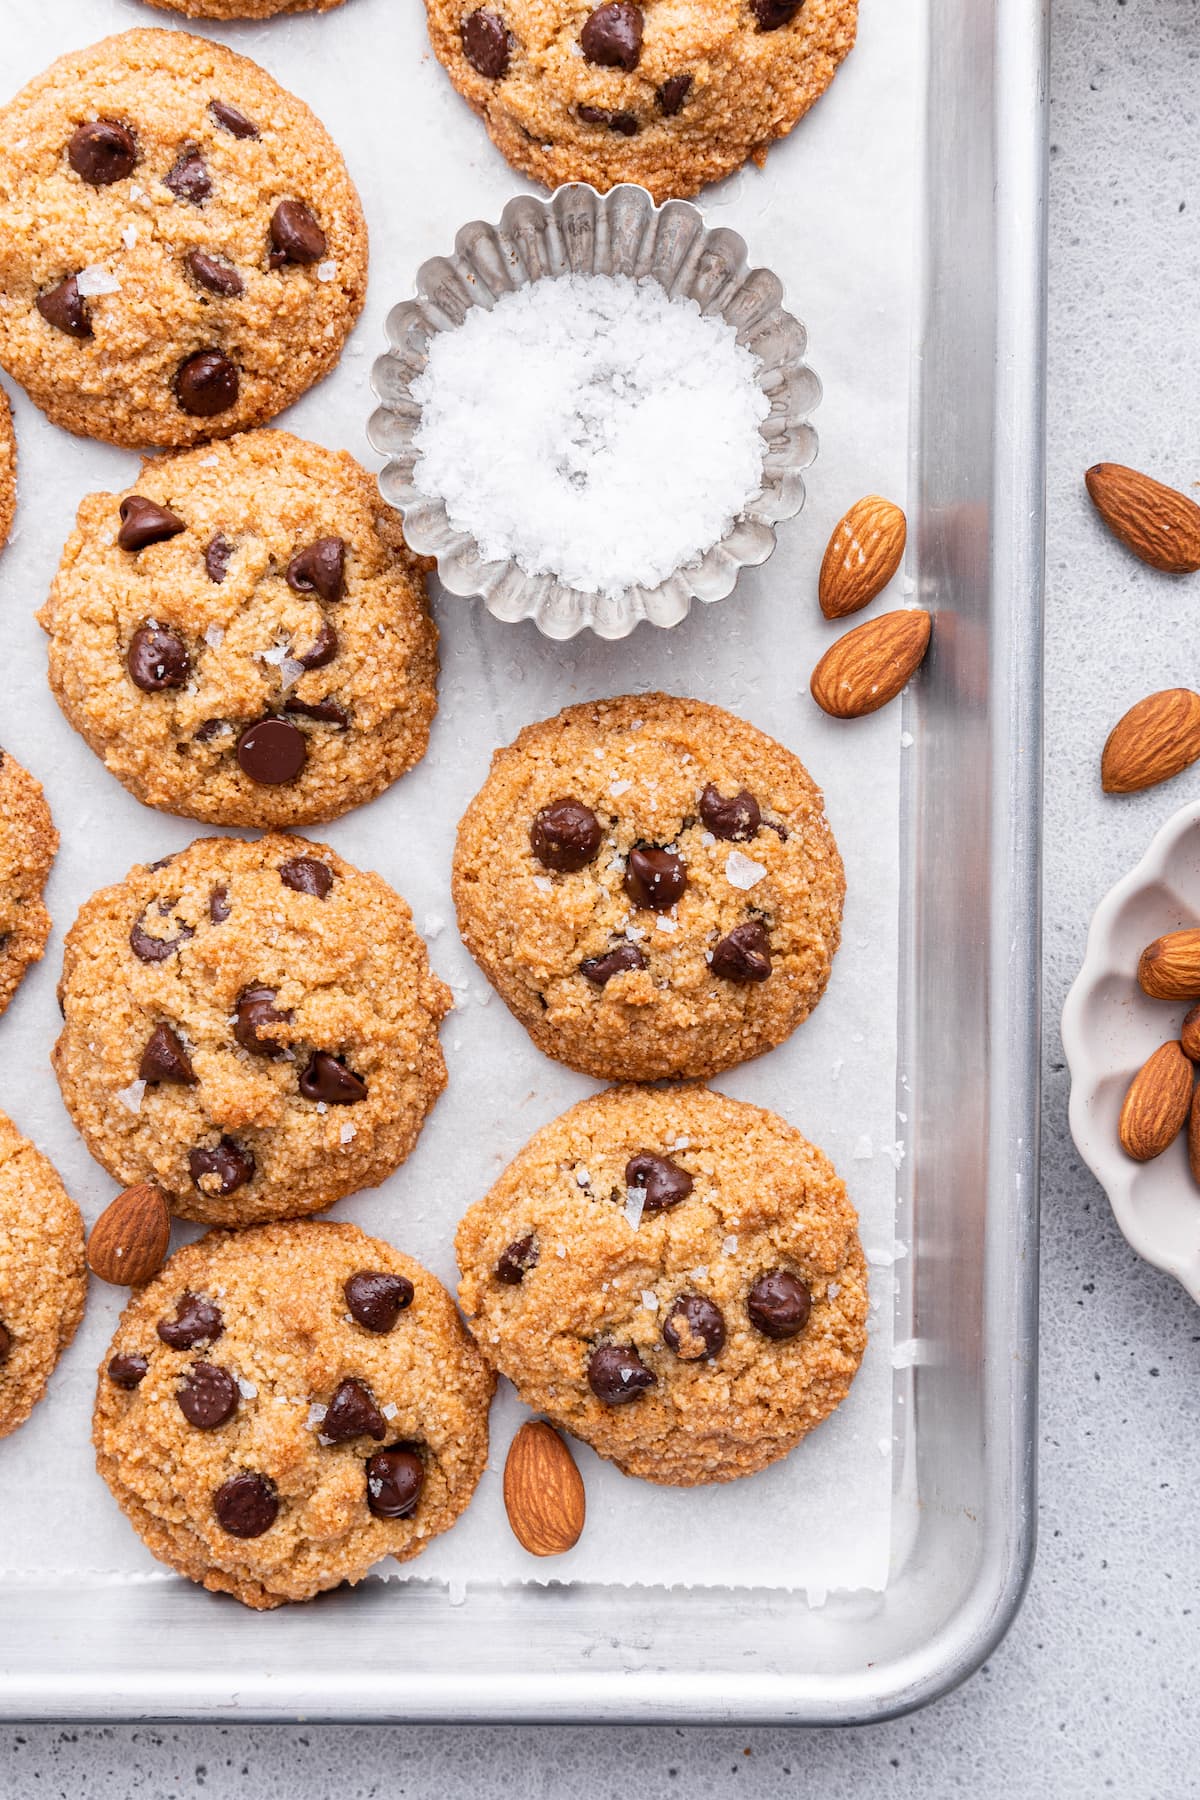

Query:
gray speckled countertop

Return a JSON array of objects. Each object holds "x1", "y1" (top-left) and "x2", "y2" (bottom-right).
[{"x1": 7, "y1": 1, "x2": 1200, "y2": 1793}]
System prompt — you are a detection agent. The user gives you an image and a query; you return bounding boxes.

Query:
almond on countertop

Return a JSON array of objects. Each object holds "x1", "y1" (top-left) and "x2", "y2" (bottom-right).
[
  {"x1": 1187, "y1": 1085, "x2": 1200, "y2": 1187},
  {"x1": 819, "y1": 495, "x2": 907, "y2": 619},
  {"x1": 810, "y1": 608, "x2": 932, "y2": 719},
  {"x1": 503, "y1": 1420, "x2": 586, "y2": 1557},
  {"x1": 1181, "y1": 1005, "x2": 1200, "y2": 1061},
  {"x1": 1085, "y1": 463, "x2": 1200, "y2": 575},
  {"x1": 1101, "y1": 689, "x2": 1200, "y2": 794},
  {"x1": 87, "y1": 1182, "x2": 171, "y2": 1287},
  {"x1": 1137, "y1": 929, "x2": 1200, "y2": 1001},
  {"x1": 1117, "y1": 1041, "x2": 1193, "y2": 1161}
]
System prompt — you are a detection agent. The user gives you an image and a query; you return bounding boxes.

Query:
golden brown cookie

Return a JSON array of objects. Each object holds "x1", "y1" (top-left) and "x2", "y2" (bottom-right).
[
  {"x1": 424, "y1": 0, "x2": 858, "y2": 202},
  {"x1": 144, "y1": 0, "x2": 344, "y2": 16},
  {"x1": 0, "y1": 385, "x2": 14, "y2": 550},
  {"x1": 0, "y1": 1109, "x2": 87, "y2": 1440},
  {"x1": 39, "y1": 430, "x2": 438, "y2": 828},
  {"x1": 0, "y1": 30, "x2": 367, "y2": 447},
  {"x1": 95, "y1": 1221, "x2": 494, "y2": 1608},
  {"x1": 54, "y1": 834, "x2": 451, "y2": 1226},
  {"x1": 456, "y1": 1085, "x2": 867, "y2": 1485},
  {"x1": 452, "y1": 693, "x2": 844, "y2": 1081},
  {"x1": 0, "y1": 749, "x2": 57, "y2": 1021}
]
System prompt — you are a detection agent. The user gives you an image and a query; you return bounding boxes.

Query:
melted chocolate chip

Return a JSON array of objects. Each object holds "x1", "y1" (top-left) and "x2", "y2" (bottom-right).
[
  {"x1": 321, "y1": 1377, "x2": 387, "y2": 1444},
  {"x1": 751, "y1": 0, "x2": 804, "y2": 26},
  {"x1": 286, "y1": 537, "x2": 346, "y2": 603},
  {"x1": 118, "y1": 496, "x2": 186, "y2": 553},
  {"x1": 209, "y1": 884, "x2": 231, "y2": 923},
  {"x1": 279, "y1": 857, "x2": 334, "y2": 898},
  {"x1": 139, "y1": 1022, "x2": 197, "y2": 1086},
  {"x1": 699, "y1": 783, "x2": 761, "y2": 841},
  {"x1": 710, "y1": 919, "x2": 772, "y2": 983},
  {"x1": 236, "y1": 717, "x2": 307, "y2": 786},
  {"x1": 68, "y1": 120, "x2": 137, "y2": 186},
  {"x1": 294, "y1": 620, "x2": 338, "y2": 669},
  {"x1": 580, "y1": 941, "x2": 646, "y2": 985},
  {"x1": 234, "y1": 985, "x2": 291, "y2": 1057},
  {"x1": 625, "y1": 1151, "x2": 693, "y2": 1213},
  {"x1": 175, "y1": 349, "x2": 239, "y2": 418},
  {"x1": 107, "y1": 1352, "x2": 148, "y2": 1389},
  {"x1": 663, "y1": 1293, "x2": 726, "y2": 1360},
  {"x1": 577, "y1": 105, "x2": 640, "y2": 135},
  {"x1": 157, "y1": 1293, "x2": 224, "y2": 1350},
  {"x1": 299, "y1": 1052, "x2": 367, "y2": 1105},
  {"x1": 204, "y1": 533, "x2": 233, "y2": 583},
  {"x1": 127, "y1": 624, "x2": 190, "y2": 693},
  {"x1": 186, "y1": 251, "x2": 244, "y2": 298},
  {"x1": 177, "y1": 1361, "x2": 239, "y2": 1429},
  {"x1": 269, "y1": 200, "x2": 327, "y2": 267},
  {"x1": 587, "y1": 1342, "x2": 656, "y2": 1405},
  {"x1": 581, "y1": 2, "x2": 644, "y2": 69},
  {"x1": 366, "y1": 1447, "x2": 424, "y2": 1519},
  {"x1": 624, "y1": 846, "x2": 687, "y2": 911},
  {"x1": 463, "y1": 8, "x2": 513, "y2": 77},
  {"x1": 0, "y1": 1321, "x2": 9, "y2": 1365},
  {"x1": 530, "y1": 798, "x2": 602, "y2": 872},
  {"x1": 656, "y1": 73, "x2": 693, "y2": 115},
  {"x1": 195, "y1": 718, "x2": 229, "y2": 743},
  {"x1": 344, "y1": 1271, "x2": 414, "y2": 1332},
  {"x1": 496, "y1": 1234, "x2": 538, "y2": 1284},
  {"x1": 283, "y1": 697, "x2": 349, "y2": 729},
  {"x1": 163, "y1": 147, "x2": 210, "y2": 205},
  {"x1": 188, "y1": 1138, "x2": 255, "y2": 1197},
  {"x1": 129, "y1": 910, "x2": 194, "y2": 964},
  {"x1": 209, "y1": 99, "x2": 259, "y2": 140},
  {"x1": 36, "y1": 275, "x2": 92, "y2": 339},
  {"x1": 747, "y1": 1269, "x2": 811, "y2": 1339},
  {"x1": 214, "y1": 1472, "x2": 277, "y2": 1537}
]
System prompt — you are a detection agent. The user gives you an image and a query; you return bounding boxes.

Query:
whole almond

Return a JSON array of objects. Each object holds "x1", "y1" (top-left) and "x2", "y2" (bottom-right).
[
  {"x1": 1137, "y1": 929, "x2": 1200, "y2": 1000},
  {"x1": 87, "y1": 1182, "x2": 171, "y2": 1286},
  {"x1": 1101, "y1": 688, "x2": 1200, "y2": 794},
  {"x1": 503, "y1": 1420, "x2": 585, "y2": 1557},
  {"x1": 1181, "y1": 1004, "x2": 1200, "y2": 1061},
  {"x1": 810, "y1": 609, "x2": 932, "y2": 719},
  {"x1": 1117, "y1": 1041, "x2": 1193, "y2": 1160},
  {"x1": 819, "y1": 495, "x2": 907, "y2": 619},
  {"x1": 1085, "y1": 463, "x2": 1200, "y2": 575}
]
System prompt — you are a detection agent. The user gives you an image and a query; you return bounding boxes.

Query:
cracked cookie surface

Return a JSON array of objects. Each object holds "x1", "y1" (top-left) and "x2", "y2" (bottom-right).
[
  {"x1": 95, "y1": 1220, "x2": 494, "y2": 1608},
  {"x1": 54, "y1": 833, "x2": 451, "y2": 1226},
  {"x1": 456, "y1": 1084, "x2": 867, "y2": 1485},
  {"x1": 0, "y1": 1109, "x2": 87, "y2": 1440},
  {"x1": 452, "y1": 692, "x2": 844, "y2": 1081},
  {"x1": 0, "y1": 748, "x2": 58, "y2": 1021},
  {"x1": 39, "y1": 430, "x2": 437, "y2": 827}
]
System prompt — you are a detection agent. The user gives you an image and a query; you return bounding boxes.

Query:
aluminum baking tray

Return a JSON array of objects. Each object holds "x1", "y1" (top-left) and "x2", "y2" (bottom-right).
[{"x1": 1, "y1": 0, "x2": 1045, "y2": 1724}]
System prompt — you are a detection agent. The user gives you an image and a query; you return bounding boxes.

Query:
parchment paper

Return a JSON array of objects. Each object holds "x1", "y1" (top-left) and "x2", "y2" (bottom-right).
[{"x1": 0, "y1": 0, "x2": 920, "y2": 1597}]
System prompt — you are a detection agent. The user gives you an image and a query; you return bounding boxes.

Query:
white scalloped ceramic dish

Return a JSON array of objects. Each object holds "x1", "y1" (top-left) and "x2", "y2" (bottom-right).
[
  {"x1": 367, "y1": 183, "x2": 819, "y2": 641},
  {"x1": 1063, "y1": 799, "x2": 1200, "y2": 1301}
]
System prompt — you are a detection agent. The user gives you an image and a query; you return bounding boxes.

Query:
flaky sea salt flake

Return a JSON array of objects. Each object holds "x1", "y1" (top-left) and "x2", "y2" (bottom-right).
[
  {"x1": 115, "y1": 1079, "x2": 146, "y2": 1114},
  {"x1": 725, "y1": 849, "x2": 766, "y2": 890},
  {"x1": 623, "y1": 1188, "x2": 646, "y2": 1231},
  {"x1": 75, "y1": 265, "x2": 120, "y2": 297}
]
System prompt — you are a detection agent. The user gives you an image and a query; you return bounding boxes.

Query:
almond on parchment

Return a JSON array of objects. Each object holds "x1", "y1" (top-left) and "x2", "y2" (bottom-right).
[
  {"x1": 1181, "y1": 1005, "x2": 1200, "y2": 1061},
  {"x1": 1188, "y1": 1085, "x2": 1200, "y2": 1185},
  {"x1": 503, "y1": 1420, "x2": 585, "y2": 1557},
  {"x1": 1085, "y1": 463, "x2": 1200, "y2": 575},
  {"x1": 1118, "y1": 1041, "x2": 1193, "y2": 1161},
  {"x1": 810, "y1": 609, "x2": 932, "y2": 719},
  {"x1": 819, "y1": 495, "x2": 908, "y2": 619},
  {"x1": 87, "y1": 1182, "x2": 171, "y2": 1286},
  {"x1": 1101, "y1": 689, "x2": 1200, "y2": 794},
  {"x1": 1137, "y1": 929, "x2": 1200, "y2": 1001}
]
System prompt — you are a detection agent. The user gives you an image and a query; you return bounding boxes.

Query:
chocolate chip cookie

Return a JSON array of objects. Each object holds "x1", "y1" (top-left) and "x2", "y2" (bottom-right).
[
  {"x1": 0, "y1": 30, "x2": 367, "y2": 447},
  {"x1": 95, "y1": 1220, "x2": 494, "y2": 1607},
  {"x1": 0, "y1": 749, "x2": 58, "y2": 1021},
  {"x1": 39, "y1": 430, "x2": 437, "y2": 827},
  {"x1": 145, "y1": 0, "x2": 344, "y2": 16},
  {"x1": 425, "y1": 0, "x2": 858, "y2": 203},
  {"x1": 456, "y1": 1085, "x2": 867, "y2": 1485},
  {"x1": 54, "y1": 834, "x2": 451, "y2": 1226},
  {"x1": 0, "y1": 1109, "x2": 87, "y2": 1440},
  {"x1": 453, "y1": 693, "x2": 844, "y2": 1081},
  {"x1": 0, "y1": 385, "x2": 14, "y2": 550}
]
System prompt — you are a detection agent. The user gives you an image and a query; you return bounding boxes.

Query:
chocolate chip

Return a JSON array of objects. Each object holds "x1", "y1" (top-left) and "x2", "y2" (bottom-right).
[
  {"x1": 577, "y1": 105, "x2": 640, "y2": 135},
  {"x1": 203, "y1": 534, "x2": 233, "y2": 584},
  {"x1": 366, "y1": 1447, "x2": 424, "y2": 1519},
  {"x1": 344, "y1": 1271, "x2": 414, "y2": 1332},
  {"x1": 294, "y1": 620, "x2": 338, "y2": 669},
  {"x1": 0, "y1": 1321, "x2": 11, "y2": 1367},
  {"x1": 36, "y1": 275, "x2": 92, "y2": 339},
  {"x1": 625, "y1": 1151, "x2": 693, "y2": 1213},
  {"x1": 209, "y1": 99, "x2": 258, "y2": 140},
  {"x1": 747, "y1": 1269, "x2": 811, "y2": 1339},
  {"x1": 164, "y1": 147, "x2": 210, "y2": 205},
  {"x1": 656, "y1": 73, "x2": 693, "y2": 116},
  {"x1": 107, "y1": 1352, "x2": 148, "y2": 1389},
  {"x1": 663, "y1": 1293, "x2": 726, "y2": 1360},
  {"x1": 587, "y1": 1342, "x2": 656, "y2": 1405},
  {"x1": 139, "y1": 1022, "x2": 197, "y2": 1086},
  {"x1": 751, "y1": 0, "x2": 803, "y2": 26},
  {"x1": 234, "y1": 985, "x2": 291, "y2": 1057},
  {"x1": 177, "y1": 1361, "x2": 239, "y2": 1429},
  {"x1": 496, "y1": 1234, "x2": 538, "y2": 1285},
  {"x1": 129, "y1": 910, "x2": 194, "y2": 963},
  {"x1": 530, "y1": 798, "x2": 602, "y2": 872},
  {"x1": 710, "y1": 919, "x2": 772, "y2": 983},
  {"x1": 68, "y1": 120, "x2": 137, "y2": 186},
  {"x1": 157, "y1": 1293, "x2": 224, "y2": 1350},
  {"x1": 214, "y1": 1472, "x2": 277, "y2": 1537},
  {"x1": 321, "y1": 1376, "x2": 387, "y2": 1444},
  {"x1": 279, "y1": 857, "x2": 334, "y2": 898},
  {"x1": 580, "y1": 942, "x2": 646, "y2": 985},
  {"x1": 188, "y1": 1137, "x2": 255, "y2": 1197},
  {"x1": 126, "y1": 624, "x2": 190, "y2": 694},
  {"x1": 624, "y1": 846, "x2": 687, "y2": 911},
  {"x1": 209, "y1": 884, "x2": 231, "y2": 923},
  {"x1": 236, "y1": 717, "x2": 307, "y2": 786},
  {"x1": 581, "y1": 2, "x2": 643, "y2": 69},
  {"x1": 283, "y1": 697, "x2": 349, "y2": 730},
  {"x1": 195, "y1": 718, "x2": 229, "y2": 743},
  {"x1": 299, "y1": 1052, "x2": 367, "y2": 1105},
  {"x1": 175, "y1": 349, "x2": 239, "y2": 418},
  {"x1": 118, "y1": 496, "x2": 186, "y2": 553},
  {"x1": 269, "y1": 200, "x2": 327, "y2": 267},
  {"x1": 699, "y1": 783, "x2": 761, "y2": 841},
  {"x1": 186, "y1": 251, "x2": 244, "y2": 299},
  {"x1": 463, "y1": 9, "x2": 512, "y2": 77},
  {"x1": 286, "y1": 537, "x2": 346, "y2": 602}
]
